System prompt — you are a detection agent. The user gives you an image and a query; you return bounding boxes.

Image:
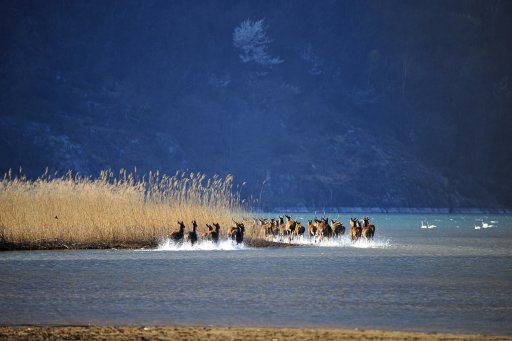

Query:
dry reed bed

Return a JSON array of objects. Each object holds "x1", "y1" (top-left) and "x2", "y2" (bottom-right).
[{"x1": 0, "y1": 169, "x2": 254, "y2": 246}]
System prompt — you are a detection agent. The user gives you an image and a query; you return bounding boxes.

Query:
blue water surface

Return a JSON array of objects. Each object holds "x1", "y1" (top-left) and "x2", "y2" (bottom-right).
[{"x1": 1, "y1": 213, "x2": 511, "y2": 335}]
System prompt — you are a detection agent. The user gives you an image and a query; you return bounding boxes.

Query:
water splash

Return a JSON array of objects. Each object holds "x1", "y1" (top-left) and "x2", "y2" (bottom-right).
[
  {"x1": 156, "y1": 239, "x2": 247, "y2": 251},
  {"x1": 154, "y1": 235, "x2": 391, "y2": 251},
  {"x1": 265, "y1": 236, "x2": 392, "y2": 248}
]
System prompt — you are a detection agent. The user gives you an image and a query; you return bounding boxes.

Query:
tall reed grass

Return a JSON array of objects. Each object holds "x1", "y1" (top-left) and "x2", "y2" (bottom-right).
[{"x1": 0, "y1": 169, "x2": 254, "y2": 245}]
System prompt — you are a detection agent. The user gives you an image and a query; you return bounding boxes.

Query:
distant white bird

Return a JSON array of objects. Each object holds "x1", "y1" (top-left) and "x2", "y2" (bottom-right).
[
  {"x1": 482, "y1": 221, "x2": 493, "y2": 228},
  {"x1": 474, "y1": 223, "x2": 481, "y2": 230},
  {"x1": 421, "y1": 221, "x2": 427, "y2": 229},
  {"x1": 427, "y1": 221, "x2": 436, "y2": 229}
]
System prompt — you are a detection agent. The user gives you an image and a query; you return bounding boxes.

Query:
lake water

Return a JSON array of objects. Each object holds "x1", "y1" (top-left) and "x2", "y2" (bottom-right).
[{"x1": 1, "y1": 214, "x2": 511, "y2": 335}]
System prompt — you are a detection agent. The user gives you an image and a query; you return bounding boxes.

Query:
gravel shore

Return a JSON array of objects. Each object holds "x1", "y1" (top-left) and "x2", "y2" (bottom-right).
[{"x1": 0, "y1": 326, "x2": 509, "y2": 341}]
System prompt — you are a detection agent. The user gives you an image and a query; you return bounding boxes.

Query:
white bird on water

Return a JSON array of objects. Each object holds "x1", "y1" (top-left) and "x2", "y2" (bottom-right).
[
  {"x1": 481, "y1": 221, "x2": 493, "y2": 228},
  {"x1": 421, "y1": 221, "x2": 427, "y2": 229},
  {"x1": 474, "y1": 223, "x2": 481, "y2": 230},
  {"x1": 427, "y1": 221, "x2": 436, "y2": 229}
]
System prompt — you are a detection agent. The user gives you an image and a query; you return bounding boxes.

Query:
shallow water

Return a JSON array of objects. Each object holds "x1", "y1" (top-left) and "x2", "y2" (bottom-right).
[{"x1": 1, "y1": 214, "x2": 511, "y2": 335}]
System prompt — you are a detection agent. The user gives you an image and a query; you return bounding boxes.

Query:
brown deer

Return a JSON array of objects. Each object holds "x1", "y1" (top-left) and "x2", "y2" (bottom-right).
[
  {"x1": 332, "y1": 219, "x2": 345, "y2": 237},
  {"x1": 211, "y1": 222, "x2": 221, "y2": 243},
  {"x1": 285, "y1": 215, "x2": 298, "y2": 241},
  {"x1": 307, "y1": 220, "x2": 317, "y2": 242},
  {"x1": 278, "y1": 216, "x2": 287, "y2": 240},
  {"x1": 316, "y1": 218, "x2": 332, "y2": 241},
  {"x1": 349, "y1": 218, "x2": 362, "y2": 242},
  {"x1": 170, "y1": 221, "x2": 186, "y2": 243},
  {"x1": 187, "y1": 220, "x2": 198, "y2": 245},
  {"x1": 203, "y1": 224, "x2": 214, "y2": 239},
  {"x1": 229, "y1": 220, "x2": 245, "y2": 244},
  {"x1": 204, "y1": 223, "x2": 221, "y2": 243},
  {"x1": 258, "y1": 218, "x2": 266, "y2": 237},
  {"x1": 295, "y1": 222, "x2": 305, "y2": 239},
  {"x1": 260, "y1": 219, "x2": 274, "y2": 239},
  {"x1": 271, "y1": 218, "x2": 279, "y2": 237},
  {"x1": 362, "y1": 217, "x2": 376, "y2": 240}
]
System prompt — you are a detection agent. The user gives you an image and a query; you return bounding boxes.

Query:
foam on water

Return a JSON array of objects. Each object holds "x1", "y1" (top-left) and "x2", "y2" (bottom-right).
[
  {"x1": 266, "y1": 236, "x2": 392, "y2": 248},
  {"x1": 153, "y1": 236, "x2": 391, "y2": 251},
  {"x1": 156, "y1": 238, "x2": 247, "y2": 251}
]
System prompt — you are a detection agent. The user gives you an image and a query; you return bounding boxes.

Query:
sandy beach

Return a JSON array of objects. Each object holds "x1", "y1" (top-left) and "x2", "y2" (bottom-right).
[{"x1": 0, "y1": 326, "x2": 510, "y2": 341}]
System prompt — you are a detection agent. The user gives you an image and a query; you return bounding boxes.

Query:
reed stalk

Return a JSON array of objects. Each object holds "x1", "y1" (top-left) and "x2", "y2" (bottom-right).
[{"x1": 0, "y1": 169, "x2": 255, "y2": 245}]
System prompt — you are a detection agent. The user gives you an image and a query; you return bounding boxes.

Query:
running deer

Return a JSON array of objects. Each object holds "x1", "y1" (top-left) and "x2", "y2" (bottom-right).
[
  {"x1": 285, "y1": 215, "x2": 298, "y2": 239},
  {"x1": 278, "y1": 216, "x2": 287, "y2": 240},
  {"x1": 260, "y1": 219, "x2": 274, "y2": 239},
  {"x1": 316, "y1": 218, "x2": 332, "y2": 241},
  {"x1": 308, "y1": 220, "x2": 317, "y2": 242},
  {"x1": 203, "y1": 224, "x2": 214, "y2": 239},
  {"x1": 271, "y1": 218, "x2": 279, "y2": 237},
  {"x1": 229, "y1": 220, "x2": 245, "y2": 244},
  {"x1": 332, "y1": 219, "x2": 345, "y2": 237},
  {"x1": 204, "y1": 223, "x2": 221, "y2": 243},
  {"x1": 187, "y1": 220, "x2": 198, "y2": 245},
  {"x1": 295, "y1": 222, "x2": 305, "y2": 239},
  {"x1": 211, "y1": 222, "x2": 221, "y2": 243},
  {"x1": 362, "y1": 217, "x2": 376, "y2": 241},
  {"x1": 349, "y1": 218, "x2": 362, "y2": 242},
  {"x1": 170, "y1": 221, "x2": 186, "y2": 243}
]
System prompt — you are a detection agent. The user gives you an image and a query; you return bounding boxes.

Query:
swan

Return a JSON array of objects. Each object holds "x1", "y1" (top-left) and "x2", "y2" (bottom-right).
[
  {"x1": 474, "y1": 223, "x2": 481, "y2": 230},
  {"x1": 482, "y1": 221, "x2": 493, "y2": 228},
  {"x1": 427, "y1": 221, "x2": 436, "y2": 229},
  {"x1": 421, "y1": 221, "x2": 427, "y2": 229}
]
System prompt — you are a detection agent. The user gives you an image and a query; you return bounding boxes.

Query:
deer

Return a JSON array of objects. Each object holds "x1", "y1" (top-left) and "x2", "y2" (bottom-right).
[
  {"x1": 187, "y1": 220, "x2": 198, "y2": 245},
  {"x1": 211, "y1": 223, "x2": 221, "y2": 243},
  {"x1": 229, "y1": 220, "x2": 245, "y2": 244},
  {"x1": 294, "y1": 222, "x2": 305, "y2": 239},
  {"x1": 349, "y1": 218, "x2": 362, "y2": 242},
  {"x1": 285, "y1": 215, "x2": 298, "y2": 239},
  {"x1": 332, "y1": 219, "x2": 345, "y2": 237},
  {"x1": 170, "y1": 221, "x2": 186, "y2": 243},
  {"x1": 260, "y1": 219, "x2": 274, "y2": 240},
  {"x1": 204, "y1": 222, "x2": 221, "y2": 243},
  {"x1": 315, "y1": 218, "x2": 332, "y2": 241},
  {"x1": 203, "y1": 224, "x2": 214, "y2": 239},
  {"x1": 362, "y1": 217, "x2": 376, "y2": 241},
  {"x1": 278, "y1": 216, "x2": 287, "y2": 240},
  {"x1": 308, "y1": 220, "x2": 317, "y2": 242},
  {"x1": 271, "y1": 218, "x2": 279, "y2": 237}
]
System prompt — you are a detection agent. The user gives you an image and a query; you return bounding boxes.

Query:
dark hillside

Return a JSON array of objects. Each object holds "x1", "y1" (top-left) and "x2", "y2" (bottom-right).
[{"x1": 1, "y1": 0, "x2": 511, "y2": 210}]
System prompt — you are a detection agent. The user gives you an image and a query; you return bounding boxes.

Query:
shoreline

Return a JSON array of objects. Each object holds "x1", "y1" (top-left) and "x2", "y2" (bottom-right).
[
  {"x1": 266, "y1": 207, "x2": 512, "y2": 214},
  {"x1": 0, "y1": 325, "x2": 510, "y2": 340},
  {"x1": 0, "y1": 238, "x2": 295, "y2": 252}
]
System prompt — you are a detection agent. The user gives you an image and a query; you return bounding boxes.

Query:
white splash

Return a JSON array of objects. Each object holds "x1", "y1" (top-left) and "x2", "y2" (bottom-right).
[
  {"x1": 265, "y1": 236, "x2": 391, "y2": 249},
  {"x1": 156, "y1": 239, "x2": 247, "y2": 251}
]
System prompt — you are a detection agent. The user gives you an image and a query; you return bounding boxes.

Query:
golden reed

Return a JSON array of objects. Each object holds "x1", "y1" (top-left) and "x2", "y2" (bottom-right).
[{"x1": 0, "y1": 169, "x2": 253, "y2": 245}]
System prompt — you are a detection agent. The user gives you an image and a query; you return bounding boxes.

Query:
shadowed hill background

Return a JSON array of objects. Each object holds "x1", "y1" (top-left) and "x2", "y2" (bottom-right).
[{"x1": 1, "y1": 0, "x2": 511, "y2": 210}]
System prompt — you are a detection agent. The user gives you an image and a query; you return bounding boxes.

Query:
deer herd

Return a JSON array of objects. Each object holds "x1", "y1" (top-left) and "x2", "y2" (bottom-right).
[
  {"x1": 260, "y1": 215, "x2": 375, "y2": 243},
  {"x1": 168, "y1": 215, "x2": 376, "y2": 246},
  {"x1": 169, "y1": 219, "x2": 246, "y2": 245}
]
